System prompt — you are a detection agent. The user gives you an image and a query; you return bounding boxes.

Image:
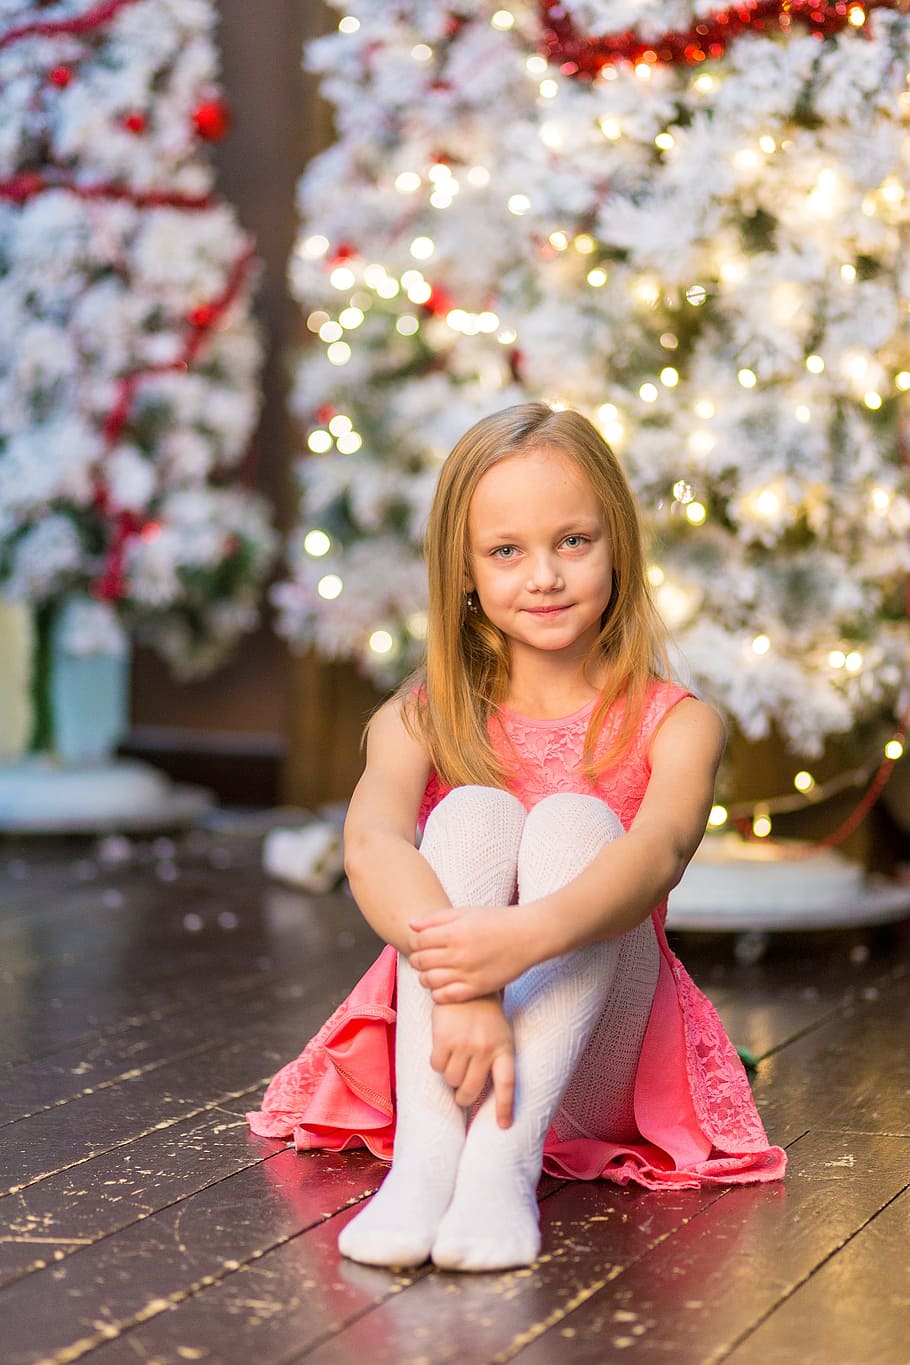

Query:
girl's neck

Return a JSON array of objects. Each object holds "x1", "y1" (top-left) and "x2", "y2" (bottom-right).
[{"x1": 503, "y1": 651, "x2": 606, "y2": 721}]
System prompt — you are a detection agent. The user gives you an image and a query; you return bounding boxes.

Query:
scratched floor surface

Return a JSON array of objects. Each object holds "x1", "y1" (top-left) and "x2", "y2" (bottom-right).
[{"x1": 1, "y1": 825, "x2": 908, "y2": 1365}]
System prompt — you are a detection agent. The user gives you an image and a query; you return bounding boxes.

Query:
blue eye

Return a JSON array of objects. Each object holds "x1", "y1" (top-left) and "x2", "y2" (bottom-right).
[
  {"x1": 562, "y1": 535, "x2": 588, "y2": 549},
  {"x1": 493, "y1": 545, "x2": 518, "y2": 559}
]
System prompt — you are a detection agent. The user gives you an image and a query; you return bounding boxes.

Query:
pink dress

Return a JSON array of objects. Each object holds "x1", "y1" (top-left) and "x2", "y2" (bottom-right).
[{"x1": 247, "y1": 681, "x2": 787, "y2": 1190}]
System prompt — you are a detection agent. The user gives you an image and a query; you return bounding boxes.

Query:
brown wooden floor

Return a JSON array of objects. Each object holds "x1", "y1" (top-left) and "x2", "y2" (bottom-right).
[{"x1": 1, "y1": 822, "x2": 908, "y2": 1365}]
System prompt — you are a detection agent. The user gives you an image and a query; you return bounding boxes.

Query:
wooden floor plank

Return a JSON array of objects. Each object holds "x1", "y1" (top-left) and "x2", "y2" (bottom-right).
[
  {"x1": 0, "y1": 1148, "x2": 383, "y2": 1365},
  {"x1": 506, "y1": 1129, "x2": 907, "y2": 1364},
  {"x1": 724, "y1": 1185, "x2": 910, "y2": 1365}
]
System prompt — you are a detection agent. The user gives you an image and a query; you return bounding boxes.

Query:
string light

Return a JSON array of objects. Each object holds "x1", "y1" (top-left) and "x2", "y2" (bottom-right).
[
  {"x1": 396, "y1": 315, "x2": 419, "y2": 336},
  {"x1": 660, "y1": 367, "x2": 679, "y2": 387},
  {"x1": 329, "y1": 266, "x2": 355, "y2": 290},
  {"x1": 587, "y1": 267, "x2": 608, "y2": 287},
  {"x1": 639, "y1": 382, "x2": 658, "y2": 402},
  {"x1": 708, "y1": 804, "x2": 728, "y2": 827},
  {"x1": 885, "y1": 738, "x2": 904, "y2": 760},
  {"x1": 409, "y1": 236, "x2": 435, "y2": 260},
  {"x1": 737, "y1": 368, "x2": 757, "y2": 388},
  {"x1": 685, "y1": 501, "x2": 707, "y2": 525},
  {"x1": 394, "y1": 171, "x2": 421, "y2": 193},
  {"x1": 369, "y1": 629, "x2": 394, "y2": 654},
  {"x1": 491, "y1": 9, "x2": 515, "y2": 29},
  {"x1": 794, "y1": 770, "x2": 816, "y2": 793},
  {"x1": 303, "y1": 530, "x2": 331, "y2": 557},
  {"x1": 328, "y1": 415, "x2": 352, "y2": 436},
  {"x1": 338, "y1": 16, "x2": 360, "y2": 34},
  {"x1": 806, "y1": 354, "x2": 825, "y2": 373},
  {"x1": 752, "y1": 809, "x2": 773, "y2": 839},
  {"x1": 326, "y1": 341, "x2": 351, "y2": 365},
  {"x1": 307, "y1": 430, "x2": 332, "y2": 453},
  {"x1": 317, "y1": 574, "x2": 343, "y2": 600},
  {"x1": 752, "y1": 634, "x2": 771, "y2": 655}
]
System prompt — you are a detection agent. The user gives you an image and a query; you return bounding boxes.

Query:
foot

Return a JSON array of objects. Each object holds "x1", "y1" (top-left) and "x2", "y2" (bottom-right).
[
  {"x1": 338, "y1": 1156, "x2": 459, "y2": 1268},
  {"x1": 430, "y1": 1164, "x2": 541, "y2": 1272}
]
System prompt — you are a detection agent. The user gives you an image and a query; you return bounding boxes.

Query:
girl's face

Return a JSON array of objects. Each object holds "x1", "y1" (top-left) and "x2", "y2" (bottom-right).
[{"x1": 466, "y1": 444, "x2": 613, "y2": 667}]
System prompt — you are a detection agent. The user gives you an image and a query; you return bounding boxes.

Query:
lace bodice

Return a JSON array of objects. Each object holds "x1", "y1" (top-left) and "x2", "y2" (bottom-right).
[{"x1": 419, "y1": 680, "x2": 692, "y2": 833}]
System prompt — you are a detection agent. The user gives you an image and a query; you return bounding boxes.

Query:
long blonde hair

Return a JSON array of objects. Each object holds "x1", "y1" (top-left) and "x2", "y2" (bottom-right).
[{"x1": 398, "y1": 402, "x2": 671, "y2": 788}]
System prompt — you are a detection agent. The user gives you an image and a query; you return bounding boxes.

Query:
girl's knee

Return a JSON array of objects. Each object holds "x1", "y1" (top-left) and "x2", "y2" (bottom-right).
[
  {"x1": 421, "y1": 785, "x2": 526, "y2": 848},
  {"x1": 522, "y1": 793, "x2": 623, "y2": 846}
]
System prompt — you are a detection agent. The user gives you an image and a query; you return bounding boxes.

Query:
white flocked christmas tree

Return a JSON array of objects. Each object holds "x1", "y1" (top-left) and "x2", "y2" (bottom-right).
[
  {"x1": 277, "y1": 0, "x2": 910, "y2": 825},
  {"x1": 0, "y1": 0, "x2": 277, "y2": 733}
]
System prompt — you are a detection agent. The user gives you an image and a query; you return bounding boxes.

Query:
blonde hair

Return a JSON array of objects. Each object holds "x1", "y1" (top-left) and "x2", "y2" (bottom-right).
[{"x1": 398, "y1": 402, "x2": 671, "y2": 788}]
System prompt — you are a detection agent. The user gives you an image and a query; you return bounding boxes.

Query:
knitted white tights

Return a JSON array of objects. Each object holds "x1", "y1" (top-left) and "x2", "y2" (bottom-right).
[
  {"x1": 338, "y1": 786, "x2": 526, "y2": 1267},
  {"x1": 338, "y1": 787, "x2": 660, "y2": 1272}
]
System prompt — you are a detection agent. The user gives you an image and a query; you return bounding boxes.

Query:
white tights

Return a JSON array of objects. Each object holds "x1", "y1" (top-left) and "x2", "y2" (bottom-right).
[{"x1": 337, "y1": 786, "x2": 660, "y2": 1272}]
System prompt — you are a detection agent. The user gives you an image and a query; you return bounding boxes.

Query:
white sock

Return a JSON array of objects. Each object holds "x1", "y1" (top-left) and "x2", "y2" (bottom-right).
[
  {"x1": 338, "y1": 786, "x2": 526, "y2": 1267},
  {"x1": 432, "y1": 794, "x2": 627, "y2": 1272}
]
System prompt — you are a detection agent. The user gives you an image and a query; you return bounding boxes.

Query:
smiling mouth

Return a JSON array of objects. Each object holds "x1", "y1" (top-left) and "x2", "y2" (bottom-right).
[{"x1": 525, "y1": 605, "x2": 570, "y2": 615}]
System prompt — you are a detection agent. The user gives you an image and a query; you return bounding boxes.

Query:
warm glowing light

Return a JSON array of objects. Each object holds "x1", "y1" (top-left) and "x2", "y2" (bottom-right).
[
  {"x1": 508, "y1": 194, "x2": 531, "y2": 215},
  {"x1": 686, "y1": 501, "x2": 707, "y2": 525},
  {"x1": 752, "y1": 813, "x2": 773, "y2": 838},
  {"x1": 302, "y1": 234, "x2": 330, "y2": 260},
  {"x1": 686, "y1": 284, "x2": 707, "y2": 306},
  {"x1": 574, "y1": 234, "x2": 597, "y2": 254},
  {"x1": 326, "y1": 341, "x2": 352, "y2": 365},
  {"x1": 491, "y1": 9, "x2": 515, "y2": 29},
  {"x1": 396, "y1": 315, "x2": 419, "y2": 336},
  {"x1": 339, "y1": 307, "x2": 364, "y2": 329},
  {"x1": 395, "y1": 171, "x2": 421, "y2": 193},
  {"x1": 407, "y1": 611, "x2": 429, "y2": 639},
  {"x1": 806, "y1": 354, "x2": 825, "y2": 374},
  {"x1": 896, "y1": 371, "x2": 910, "y2": 391},
  {"x1": 845, "y1": 650, "x2": 863, "y2": 672},
  {"x1": 694, "y1": 73, "x2": 716, "y2": 94},
  {"x1": 708, "y1": 805, "x2": 728, "y2": 828},
  {"x1": 329, "y1": 266, "x2": 356, "y2": 291},
  {"x1": 660, "y1": 332, "x2": 679, "y2": 350},
  {"x1": 467, "y1": 165, "x2": 490, "y2": 187},
  {"x1": 602, "y1": 421, "x2": 624, "y2": 445},
  {"x1": 755, "y1": 489, "x2": 781, "y2": 518},
  {"x1": 304, "y1": 530, "x2": 331, "y2": 557},
  {"x1": 688, "y1": 430, "x2": 716, "y2": 458},
  {"x1": 885, "y1": 739, "x2": 905, "y2": 760},
  {"x1": 864, "y1": 391, "x2": 883, "y2": 410},
  {"x1": 369, "y1": 630, "x2": 394, "y2": 654},
  {"x1": 318, "y1": 320, "x2": 343, "y2": 343},
  {"x1": 733, "y1": 148, "x2": 761, "y2": 173},
  {"x1": 694, "y1": 399, "x2": 715, "y2": 420},
  {"x1": 328, "y1": 414, "x2": 352, "y2": 437},
  {"x1": 336, "y1": 432, "x2": 362, "y2": 454},
  {"x1": 338, "y1": 15, "x2": 360, "y2": 33},
  {"x1": 794, "y1": 771, "x2": 815, "y2": 793},
  {"x1": 639, "y1": 383, "x2": 659, "y2": 403},
  {"x1": 306, "y1": 310, "x2": 329, "y2": 333},
  {"x1": 848, "y1": 5, "x2": 866, "y2": 24},
  {"x1": 598, "y1": 403, "x2": 618, "y2": 424},
  {"x1": 871, "y1": 486, "x2": 891, "y2": 511},
  {"x1": 411, "y1": 43, "x2": 433, "y2": 61},
  {"x1": 634, "y1": 277, "x2": 661, "y2": 306},
  {"x1": 647, "y1": 564, "x2": 665, "y2": 587},
  {"x1": 795, "y1": 405, "x2": 811, "y2": 423},
  {"x1": 599, "y1": 117, "x2": 622, "y2": 140},
  {"x1": 758, "y1": 135, "x2": 776, "y2": 154},
  {"x1": 526, "y1": 55, "x2": 547, "y2": 75},
  {"x1": 660, "y1": 367, "x2": 679, "y2": 388},
  {"x1": 829, "y1": 650, "x2": 846, "y2": 668},
  {"x1": 752, "y1": 634, "x2": 771, "y2": 655},
  {"x1": 539, "y1": 78, "x2": 559, "y2": 99},
  {"x1": 549, "y1": 230, "x2": 569, "y2": 250},
  {"x1": 673, "y1": 480, "x2": 695, "y2": 504},
  {"x1": 317, "y1": 574, "x2": 343, "y2": 600},
  {"x1": 738, "y1": 368, "x2": 757, "y2": 389},
  {"x1": 410, "y1": 236, "x2": 435, "y2": 260},
  {"x1": 655, "y1": 132, "x2": 675, "y2": 151},
  {"x1": 634, "y1": 62, "x2": 651, "y2": 80},
  {"x1": 587, "y1": 267, "x2": 608, "y2": 287},
  {"x1": 307, "y1": 430, "x2": 332, "y2": 454},
  {"x1": 841, "y1": 263, "x2": 856, "y2": 282}
]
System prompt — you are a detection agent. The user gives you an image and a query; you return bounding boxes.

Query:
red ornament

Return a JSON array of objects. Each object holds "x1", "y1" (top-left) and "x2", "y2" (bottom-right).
[
  {"x1": 192, "y1": 97, "x2": 231, "y2": 141},
  {"x1": 188, "y1": 303, "x2": 217, "y2": 329},
  {"x1": 49, "y1": 64, "x2": 72, "y2": 87},
  {"x1": 123, "y1": 111, "x2": 147, "y2": 134},
  {"x1": 315, "y1": 405, "x2": 337, "y2": 425},
  {"x1": 424, "y1": 285, "x2": 454, "y2": 316}
]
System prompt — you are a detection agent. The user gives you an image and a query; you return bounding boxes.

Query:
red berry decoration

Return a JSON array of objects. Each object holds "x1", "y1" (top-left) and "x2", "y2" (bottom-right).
[
  {"x1": 49, "y1": 65, "x2": 72, "y2": 88},
  {"x1": 188, "y1": 303, "x2": 217, "y2": 329},
  {"x1": 192, "y1": 98, "x2": 231, "y2": 141},
  {"x1": 123, "y1": 111, "x2": 147, "y2": 134}
]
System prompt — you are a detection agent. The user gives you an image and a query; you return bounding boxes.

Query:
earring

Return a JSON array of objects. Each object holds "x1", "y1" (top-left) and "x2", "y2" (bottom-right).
[{"x1": 465, "y1": 591, "x2": 478, "y2": 615}]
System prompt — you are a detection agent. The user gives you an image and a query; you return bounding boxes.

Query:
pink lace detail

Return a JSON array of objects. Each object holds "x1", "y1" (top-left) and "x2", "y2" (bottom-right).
[{"x1": 672, "y1": 958, "x2": 771, "y2": 1152}]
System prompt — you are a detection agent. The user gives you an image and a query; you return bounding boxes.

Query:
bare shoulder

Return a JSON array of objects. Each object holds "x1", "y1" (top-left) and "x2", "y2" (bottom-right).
[
  {"x1": 649, "y1": 695, "x2": 726, "y2": 770},
  {"x1": 365, "y1": 692, "x2": 429, "y2": 764}
]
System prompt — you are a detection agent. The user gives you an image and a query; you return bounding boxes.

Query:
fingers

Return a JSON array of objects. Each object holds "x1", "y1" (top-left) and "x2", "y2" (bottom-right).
[
  {"x1": 492, "y1": 1050, "x2": 515, "y2": 1129},
  {"x1": 453, "y1": 1054, "x2": 491, "y2": 1109}
]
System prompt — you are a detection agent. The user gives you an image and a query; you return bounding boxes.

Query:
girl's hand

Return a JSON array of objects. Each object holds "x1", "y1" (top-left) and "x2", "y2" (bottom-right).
[
  {"x1": 430, "y1": 995, "x2": 515, "y2": 1128},
  {"x1": 408, "y1": 906, "x2": 532, "y2": 1002}
]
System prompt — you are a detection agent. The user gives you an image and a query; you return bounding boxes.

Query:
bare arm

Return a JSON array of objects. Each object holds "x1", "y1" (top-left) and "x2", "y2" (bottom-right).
[
  {"x1": 342, "y1": 696, "x2": 448, "y2": 953},
  {"x1": 410, "y1": 698, "x2": 726, "y2": 1000}
]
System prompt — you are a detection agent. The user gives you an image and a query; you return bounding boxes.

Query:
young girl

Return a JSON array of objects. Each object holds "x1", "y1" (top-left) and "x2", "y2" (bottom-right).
[{"x1": 248, "y1": 403, "x2": 786, "y2": 1272}]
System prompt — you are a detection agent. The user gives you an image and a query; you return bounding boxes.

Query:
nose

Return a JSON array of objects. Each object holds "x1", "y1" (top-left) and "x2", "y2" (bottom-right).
[{"x1": 527, "y1": 552, "x2": 563, "y2": 592}]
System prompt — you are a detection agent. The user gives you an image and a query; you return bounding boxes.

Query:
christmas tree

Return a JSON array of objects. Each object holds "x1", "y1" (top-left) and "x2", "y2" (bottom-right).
[
  {"x1": 0, "y1": 0, "x2": 276, "y2": 683},
  {"x1": 277, "y1": 0, "x2": 910, "y2": 813}
]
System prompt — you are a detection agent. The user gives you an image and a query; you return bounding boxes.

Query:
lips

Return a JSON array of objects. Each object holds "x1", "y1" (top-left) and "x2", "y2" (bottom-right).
[{"x1": 525, "y1": 605, "x2": 569, "y2": 615}]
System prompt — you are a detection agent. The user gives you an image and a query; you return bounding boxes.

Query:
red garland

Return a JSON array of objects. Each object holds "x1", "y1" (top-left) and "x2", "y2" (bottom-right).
[
  {"x1": 0, "y1": 173, "x2": 214, "y2": 209},
  {"x1": 90, "y1": 244, "x2": 255, "y2": 598},
  {"x1": 0, "y1": 0, "x2": 142, "y2": 50},
  {"x1": 538, "y1": 0, "x2": 904, "y2": 73}
]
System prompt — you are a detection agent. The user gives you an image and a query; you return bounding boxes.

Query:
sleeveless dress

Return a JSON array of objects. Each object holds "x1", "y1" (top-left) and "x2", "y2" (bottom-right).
[{"x1": 247, "y1": 681, "x2": 787, "y2": 1190}]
